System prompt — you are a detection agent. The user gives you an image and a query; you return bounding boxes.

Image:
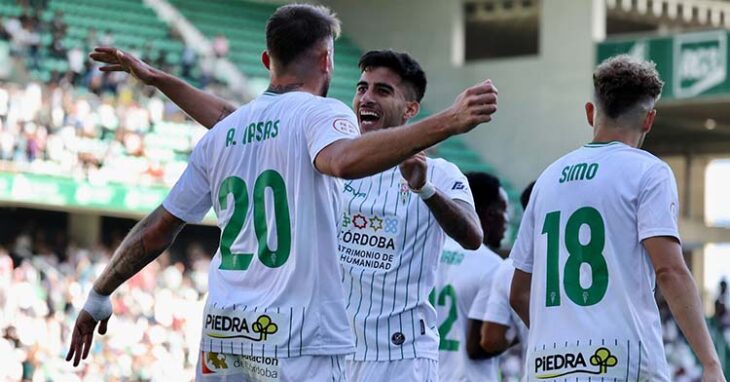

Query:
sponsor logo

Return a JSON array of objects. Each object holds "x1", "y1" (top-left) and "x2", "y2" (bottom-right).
[
  {"x1": 333, "y1": 118, "x2": 359, "y2": 136},
  {"x1": 205, "y1": 314, "x2": 278, "y2": 342},
  {"x1": 452, "y1": 181, "x2": 466, "y2": 190},
  {"x1": 391, "y1": 332, "x2": 406, "y2": 346},
  {"x1": 674, "y1": 31, "x2": 727, "y2": 98},
  {"x1": 535, "y1": 347, "x2": 618, "y2": 379},
  {"x1": 343, "y1": 181, "x2": 367, "y2": 199}
]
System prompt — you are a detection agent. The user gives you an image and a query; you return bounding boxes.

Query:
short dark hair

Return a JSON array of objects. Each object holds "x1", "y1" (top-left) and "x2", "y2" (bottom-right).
[
  {"x1": 520, "y1": 181, "x2": 535, "y2": 210},
  {"x1": 266, "y1": 4, "x2": 341, "y2": 68},
  {"x1": 358, "y1": 50, "x2": 427, "y2": 102},
  {"x1": 466, "y1": 172, "x2": 501, "y2": 215},
  {"x1": 593, "y1": 55, "x2": 664, "y2": 119}
]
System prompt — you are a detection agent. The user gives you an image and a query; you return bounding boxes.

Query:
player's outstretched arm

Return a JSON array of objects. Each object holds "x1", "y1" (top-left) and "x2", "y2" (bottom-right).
[
  {"x1": 90, "y1": 47, "x2": 236, "y2": 129},
  {"x1": 399, "y1": 152, "x2": 482, "y2": 249},
  {"x1": 65, "y1": 206, "x2": 185, "y2": 367},
  {"x1": 315, "y1": 80, "x2": 498, "y2": 179},
  {"x1": 509, "y1": 269, "x2": 531, "y2": 328},
  {"x1": 644, "y1": 237, "x2": 726, "y2": 382}
]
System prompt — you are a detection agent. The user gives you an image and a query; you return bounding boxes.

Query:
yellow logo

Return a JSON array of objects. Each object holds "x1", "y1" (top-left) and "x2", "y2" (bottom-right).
[
  {"x1": 536, "y1": 347, "x2": 618, "y2": 379},
  {"x1": 207, "y1": 352, "x2": 228, "y2": 369},
  {"x1": 252, "y1": 315, "x2": 278, "y2": 341},
  {"x1": 206, "y1": 314, "x2": 278, "y2": 342}
]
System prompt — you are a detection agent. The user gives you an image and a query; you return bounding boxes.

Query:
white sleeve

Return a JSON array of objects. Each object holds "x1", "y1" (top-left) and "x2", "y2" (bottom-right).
[
  {"x1": 510, "y1": 185, "x2": 536, "y2": 273},
  {"x1": 483, "y1": 264, "x2": 514, "y2": 326},
  {"x1": 637, "y1": 163, "x2": 680, "y2": 242},
  {"x1": 430, "y1": 159, "x2": 474, "y2": 206},
  {"x1": 162, "y1": 136, "x2": 212, "y2": 223},
  {"x1": 304, "y1": 98, "x2": 360, "y2": 165},
  {"x1": 468, "y1": 277, "x2": 491, "y2": 320}
]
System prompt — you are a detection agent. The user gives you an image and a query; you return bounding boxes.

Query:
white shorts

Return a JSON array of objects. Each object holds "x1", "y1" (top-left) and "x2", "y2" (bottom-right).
[
  {"x1": 196, "y1": 351, "x2": 347, "y2": 382},
  {"x1": 345, "y1": 358, "x2": 438, "y2": 382}
]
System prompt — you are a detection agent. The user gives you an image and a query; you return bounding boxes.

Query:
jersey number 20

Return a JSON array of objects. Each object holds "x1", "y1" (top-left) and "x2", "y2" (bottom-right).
[
  {"x1": 543, "y1": 207, "x2": 608, "y2": 307},
  {"x1": 218, "y1": 170, "x2": 292, "y2": 270}
]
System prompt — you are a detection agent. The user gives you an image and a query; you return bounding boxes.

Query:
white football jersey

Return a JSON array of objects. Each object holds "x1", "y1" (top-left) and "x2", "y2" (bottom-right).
[
  {"x1": 163, "y1": 91, "x2": 360, "y2": 358},
  {"x1": 434, "y1": 237, "x2": 503, "y2": 381},
  {"x1": 511, "y1": 141, "x2": 679, "y2": 381},
  {"x1": 338, "y1": 158, "x2": 474, "y2": 361},
  {"x1": 480, "y1": 259, "x2": 529, "y2": 365}
]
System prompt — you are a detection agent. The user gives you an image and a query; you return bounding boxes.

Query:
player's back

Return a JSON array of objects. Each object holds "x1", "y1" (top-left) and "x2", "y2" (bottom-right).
[
  {"x1": 183, "y1": 91, "x2": 359, "y2": 358},
  {"x1": 433, "y1": 237, "x2": 503, "y2": 381},
  {"x1": 515, "y1": 141, "x2": 678, "y2": 381}
]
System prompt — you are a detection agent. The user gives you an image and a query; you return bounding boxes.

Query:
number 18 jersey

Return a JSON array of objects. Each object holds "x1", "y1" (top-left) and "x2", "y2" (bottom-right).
[
  {"x1": 511, "y1": 141, "x2": 679, "y2": 381},
  {"x1": 163, "y1": 91, "x2": 360, "y2": 359}
]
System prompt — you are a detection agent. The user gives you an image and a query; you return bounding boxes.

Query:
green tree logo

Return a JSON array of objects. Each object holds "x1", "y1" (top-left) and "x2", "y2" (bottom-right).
[
  {"x1": 590, "y1": 347, "x2": 618, "y2": 374},
  {"x1": 252, "y1": 315, "x2": 278, "y2": 341}
]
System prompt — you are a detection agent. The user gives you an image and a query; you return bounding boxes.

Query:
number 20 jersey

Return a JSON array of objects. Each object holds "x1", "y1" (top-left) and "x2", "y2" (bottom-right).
[
  {"x1": 163, "y1": 91, "x2": 360, "y2": 359},
  {"x1": 511, "y1": 142, "x2": 679, "y2": 381}
]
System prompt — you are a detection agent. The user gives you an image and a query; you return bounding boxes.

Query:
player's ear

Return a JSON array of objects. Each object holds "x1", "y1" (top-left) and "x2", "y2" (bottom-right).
[
  {"x1": 262, "y1": 51, "x2": 271, "y2": 70},
  {"x1": 642, "y1": 109, "x2": 656, "y2": 133},
  {"x1": 320, "y1": 48, "x2": 333, "y2": 74},
  {"x1": 404, "y1": 101, "x2": 420, "y2": 120},
  {"x1": 585, "y1": 102, "x2": 595, "y2": 127}
]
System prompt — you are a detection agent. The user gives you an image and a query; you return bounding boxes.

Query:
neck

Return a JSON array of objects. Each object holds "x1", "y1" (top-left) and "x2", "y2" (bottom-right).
[
  {"x1": 591, "y1": 125, "x2": 643, "y2": 148},
  {"x1": 267, "y1": 72, "x2": 322, "y2": 96}
]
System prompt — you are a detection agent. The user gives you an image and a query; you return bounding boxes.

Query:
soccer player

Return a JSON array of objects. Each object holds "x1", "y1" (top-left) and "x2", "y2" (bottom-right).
[
  {"x1": 476, "y1": 181, "x2": 535, "y2": 379},
  {"x1": 96, "y1": 46, "x2": 487, "y2": 380},
  {"x1": 66, "y1": 4, "x2": 499, "y2": 381},
  {"x1": 509, "y1": 55, "x2": 724, "y2": 381},
  {"x1": 339, "y1": 51, "x2": 483, "y2": 382},
  {"x1": 432, "y1": 172, "x2": 506, "y2": 381}
]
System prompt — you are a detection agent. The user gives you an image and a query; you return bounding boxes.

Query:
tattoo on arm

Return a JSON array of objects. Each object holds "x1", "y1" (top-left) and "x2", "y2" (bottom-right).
[{"x1": 94, "y1": 206, "x2": 185, "y2": 295}]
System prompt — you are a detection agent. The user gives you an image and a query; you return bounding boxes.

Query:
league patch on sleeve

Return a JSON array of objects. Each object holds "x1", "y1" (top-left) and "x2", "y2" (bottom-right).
[{"x1": 333, "y1": 119, "x2": 359, "y2": 136}]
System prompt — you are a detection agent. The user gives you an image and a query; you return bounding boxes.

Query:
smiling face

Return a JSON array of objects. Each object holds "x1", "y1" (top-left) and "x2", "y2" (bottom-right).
[{"x1": 353, "y1": 66, "x2": 419, "y2": 133}]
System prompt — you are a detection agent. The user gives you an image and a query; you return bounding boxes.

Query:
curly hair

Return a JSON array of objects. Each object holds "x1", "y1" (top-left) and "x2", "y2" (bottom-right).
[{"x1": 593, "y1": 55, "x2": 664, "y2": 119}]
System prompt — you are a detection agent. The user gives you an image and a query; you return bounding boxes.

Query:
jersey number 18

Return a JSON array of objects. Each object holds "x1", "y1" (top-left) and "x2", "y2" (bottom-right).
[{"x1": 542, "y1": 207, "x2": 608, "y2": 307}]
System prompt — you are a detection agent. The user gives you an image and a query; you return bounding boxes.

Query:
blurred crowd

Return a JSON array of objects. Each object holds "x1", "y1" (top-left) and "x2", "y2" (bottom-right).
[
  {"x1": 0, "y1": 229, "x2": 211, "y2": 382},
  {"x1": 0, "y1": 81, "x2": 205, "y2": 187}
]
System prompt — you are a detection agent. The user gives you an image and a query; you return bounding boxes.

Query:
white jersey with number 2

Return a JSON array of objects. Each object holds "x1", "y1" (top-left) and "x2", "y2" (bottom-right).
[
  {"x1": 163, "y1": 91, "x2": 360, "y2": 359},
  {"x1": 434, "y1": 237, "x2": 503, "y2": 381},
  {"x1": 511, "y1": 141, "x2": 679, "y2": 381}
]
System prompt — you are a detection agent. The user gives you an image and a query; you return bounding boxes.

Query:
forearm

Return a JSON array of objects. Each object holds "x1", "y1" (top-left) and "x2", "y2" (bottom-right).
[
  {"x1": 658, "y1": 268, "x2": 721, "y2": 368},
  {"x1": 149, "y1": 69, "x2": 236, "y2": 129},
  {"x1": 425, "y1": 195, "x2": 482, "y2": 250},
  {"x1": 509, "y1": 270, "x2": 531, "y2": 328},
  {"x1": 331, "y1": 112, "x2": 453, "y2": 179},
  {"x1": 93, "y1": 206, "x2": 185, "y2": 295}
]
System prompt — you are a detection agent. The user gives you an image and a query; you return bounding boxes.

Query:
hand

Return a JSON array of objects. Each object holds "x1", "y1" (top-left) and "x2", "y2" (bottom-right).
[
  {"x1": 399, "y1": 152, "x2": 427, "y2": 190},
  {"x1": 445, "y1": 79, "x2": 498, "y2": 135},
  {"x1": 65, "y1": 309, "x2": 110, "y2": 367},
  {"x1": 702, "y1": 364, "x2": 727, "y2": 382},
  {"x1": 89, "y1": 46, "x2": 157, "y2": 85}
]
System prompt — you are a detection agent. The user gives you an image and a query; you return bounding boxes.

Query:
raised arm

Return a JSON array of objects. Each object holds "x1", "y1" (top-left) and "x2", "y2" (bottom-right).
[
  {"x1": 66, "y1": 206, "x2": 185, "y2": 366},
  {"x1": 644, "y1": 236, "x2": 725, "y2": 381},
  {"x1": 399, "y1": 153, "x2": 482, "y2": 249},
  {"x1": 90, "y1": 47, "x2": 236, "y2": 129},
  {"x1": 315, "y1": 81, "x2": 498, "y2": 179}
]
